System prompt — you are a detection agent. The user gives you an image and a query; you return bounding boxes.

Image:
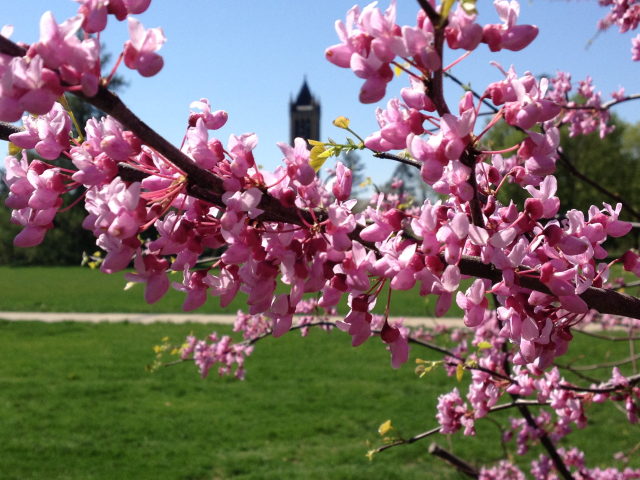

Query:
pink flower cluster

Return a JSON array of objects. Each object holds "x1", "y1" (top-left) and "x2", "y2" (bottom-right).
[
  {"x1": 325, "y1": 0, "x2": 538, "y2": 103},
  {"x1": 0, "y1": 2, "x2": 162, "y2": 122},
  {"x1": 597, "y1": 0, "x2": 640, "y2": 61}
]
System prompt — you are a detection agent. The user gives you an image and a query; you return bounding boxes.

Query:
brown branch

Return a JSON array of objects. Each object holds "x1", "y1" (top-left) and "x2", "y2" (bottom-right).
[
  {"x1": 0, "y1": 121, "x2": 22, "y2": 139},
  {"x1": 374, "y1": 426, "x2": 442, "y2": 454},
  {"x1": 451, "y1": 254, "x2": 640, "y2": 320},
  {"x1": 415, "y1": 0, "x2": 441, "y2": 28},
  {"x1": 426, "y1": 28, "x2": 450, "y2": 117},
  {"x1": 0, "y1": 35, "x2": 26, "y2": 57},
  {"x1": 460, "y1": 150, "x2": 485, "y2": 227},
  {"x1": 428, "y1": 443, "x2": 479, "y2": 479},
  {"x1": 512, "y1": 395, "x2": 574, "y2": 480}
]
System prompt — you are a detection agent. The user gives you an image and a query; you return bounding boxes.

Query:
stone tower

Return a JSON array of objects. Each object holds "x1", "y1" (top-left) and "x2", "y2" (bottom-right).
[{"x1": 290, "y1": 78, "x2": 320, "y2": 145}]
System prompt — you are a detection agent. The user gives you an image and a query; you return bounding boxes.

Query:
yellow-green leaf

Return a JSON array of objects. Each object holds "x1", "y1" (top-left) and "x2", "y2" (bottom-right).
[
  {"x1": 378, "y1": 420, "x2": 392, "y2": 436},
  {"x1": 478, "y1": 341, "x2": 493, "y2": 350},
  {"x1": 333, "y1": 116, "x2": 350, "y2": 129},
  {"x1": 460, "y1": 0, "x2": 477, "y2": 15},
  {"x1": 456, "y1": 363, "x2": 464, "y2": 382},
  {"x1": 317, "y1": 149, "x2": 335, "y2": 159},
  {"x1": 8, "y1": 142, "x2": 22, "y2": 156},
  {"x1": 309, "y1": 145, "x2": 328, "y2": 172},
  {"x1": 308, "y1": 139, "x2": 325, "y2": 146},
  {"x1": 440, "y1": 0, "x2": 456, "y2": 26},
  {"x1": 394, "y1": 65, "x2": 403, "y2": 76}
]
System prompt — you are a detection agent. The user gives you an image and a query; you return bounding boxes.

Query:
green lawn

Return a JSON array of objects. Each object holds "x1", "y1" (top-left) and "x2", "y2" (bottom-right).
[
  {"x1": 0, "y1": 320, "x2": 637, "y2": 479},
  {"x1": 0, "y1": 266, "x2": 468, "y2": 317}
]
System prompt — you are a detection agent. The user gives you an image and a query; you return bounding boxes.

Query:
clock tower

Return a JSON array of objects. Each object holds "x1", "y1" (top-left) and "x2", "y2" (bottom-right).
[{"x1": 290, "y1": 78, "x2": 320, "y2": 145}]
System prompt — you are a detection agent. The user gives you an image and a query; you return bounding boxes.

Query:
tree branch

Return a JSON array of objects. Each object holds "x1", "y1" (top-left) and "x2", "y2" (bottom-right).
[
  {"x1": 428, "y1": 443, "x2": 479, "y2": 479},
  {"x1": 373, "y1": 151, "x2": 422, "y2": 170},
  {"x1": 1, "y1": 35, "x2": 640, "y2": 322},
  {"x1": 561, "y1": 94, "x2": 640, "y2": 111},
  {"x1": 0, "y1": 121, "x2": 22, "y2": 138},
  {"x1": 415, "y1": 0, "x2": 441, "y2": 28},
  {"x1": 512, "y1": 396, "x2": 574, "y2": 480},
  {"x1": 443, "y1": 71, "x2": 499, "y2": 114}
]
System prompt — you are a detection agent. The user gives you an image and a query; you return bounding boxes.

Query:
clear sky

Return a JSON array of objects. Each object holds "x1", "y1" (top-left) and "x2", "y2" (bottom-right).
[{"x1": 4, "y1": 0, "x2": 639, "y2": 186}]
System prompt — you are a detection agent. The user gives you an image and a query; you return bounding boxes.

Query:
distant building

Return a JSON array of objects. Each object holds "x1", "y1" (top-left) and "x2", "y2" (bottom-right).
[{"x1": 290, "y1": 78, "x2": 320, "y2": 145}]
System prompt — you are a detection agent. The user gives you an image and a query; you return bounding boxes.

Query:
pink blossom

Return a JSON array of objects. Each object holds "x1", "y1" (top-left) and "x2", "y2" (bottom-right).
[
  {"x1": 107, "y1": 0, "x2": 152, "y2": 21},
  {"x1": 277, "y1": 138, "x2": 316, "y2": 186},
  {"x1": 326, "y1": 199, "x2": 357, "y2": 251},
  {"x1": 482, "y1": 1, "x2": 539, "y2": 52},
  {"x1": 123, "y1": 17, "x2": 166, "y2": 77},
  {"x1": 189, "y1": 98, "x2": 228, "y2": 130},
  {"x1": 332, "y1": 161, "x2": 353, "y2": 201},
  {"x1": 349, "y1": 52, "x2": 393, "y2": 104},
  {"x1": 186, "y1": 118, "x2": 221, "y2": 169},
  {"x1": 445, "y1": 4, "x2": 483, "y2": 51},
  {"x1": 124, "y1": 251, "x2": 170, "y2": 304},
  {"x1": 172, "y1": 265, "x2": 209, "y2": 312},
  {"x1": 380, "y1": 319, "x2": 409, "y2": 368},
  {"x1": 75, "y1": 0, "x2": 108, "y2": 34},
  {"x1": 10, "y1": 104, "x2": 71, "y2": 160},
  {"x1": 11, "y1": 206, "x2": 57, "y2": 247},
  {"x1": 325, "y1": 5, "x2": 368, "y2": 68},
  {"x1": 456, "y1": 279, "x2": 489, "y2": 327}
]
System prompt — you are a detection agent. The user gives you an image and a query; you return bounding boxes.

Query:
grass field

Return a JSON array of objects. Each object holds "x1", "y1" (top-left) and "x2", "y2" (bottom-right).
[
  {"x1": 0, "y1": 319, "x2": 638, "y2": 479},
  {"x1": 0, "y1": 266, "x2": 470, "y2": 317}
]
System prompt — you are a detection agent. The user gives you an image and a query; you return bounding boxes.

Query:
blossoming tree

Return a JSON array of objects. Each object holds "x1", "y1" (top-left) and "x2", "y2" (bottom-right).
[{"x1": 1, "y1": 0, "x2": 640, "y2": 477}]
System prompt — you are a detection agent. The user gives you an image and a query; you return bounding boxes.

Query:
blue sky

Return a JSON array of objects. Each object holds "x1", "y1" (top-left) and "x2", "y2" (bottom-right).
[{"x1": 4, "y1": 0, "x2": 639, "y2": 185}]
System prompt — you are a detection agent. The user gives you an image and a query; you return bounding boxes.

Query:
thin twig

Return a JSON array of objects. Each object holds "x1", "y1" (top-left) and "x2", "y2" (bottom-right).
[
  {"x1": 443, "y1": 72, "x2": 499, "y2": 114},
  {"x1": 555, "y1": 149, "x2": 640, "y2": 221},
  {"x1": 573, "y1": 329, "x2": 640, "y2": 342},
  {"x1": 556, "y1": 354, "x2": 640, "y2": 372},
  {"x1": 512, "y1": 396, "x2": 574, "y2": 480},
  {"x1": 561, "y1": 94, "x2": 640, "y2": 111},
  {"x1": 373, "y1": 151, "x2": 422, "y2": 170}
]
